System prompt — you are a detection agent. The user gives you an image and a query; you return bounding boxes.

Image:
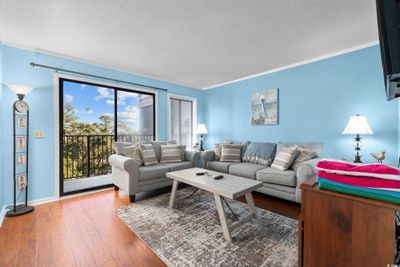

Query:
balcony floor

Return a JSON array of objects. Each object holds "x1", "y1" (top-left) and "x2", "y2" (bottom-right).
[{"x1": 64, "y1": 174, "x2": 112, "y2": 193}]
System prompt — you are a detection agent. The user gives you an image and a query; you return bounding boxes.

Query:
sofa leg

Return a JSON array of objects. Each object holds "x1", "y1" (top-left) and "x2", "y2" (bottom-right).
[
  {"x1": 114, "y1": 185, "x2": 119, "y2": 191},
  {"x1": 129, "y1": 194, "x2": 136, "y2": 203}
]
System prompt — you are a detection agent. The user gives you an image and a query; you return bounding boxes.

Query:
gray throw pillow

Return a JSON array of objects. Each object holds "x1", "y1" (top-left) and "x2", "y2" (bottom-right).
[
  {"x1": 123, "y1": 143, "x2": 143, "y2": 166},
  {"x1": 271, "y1": 147, "x2": 298, "y2": 171},
  {"x1": 160, "y1": 144, "x2": 182, "y2": 163},
  {"x1": 114, "y1": 142, "x2": 133, "y2": 155},
  {"x1": 180, "y1": 145, "x2": 187, "y2": 161},
  {"x1": 220, "y1": 144, "x2": 241, "y2": 163},
  {"x1": 242, "y1": 142, "x2": 277, "y2": 166},
  {"x1": 214, "y1": 144, "x2": 222, "y2": 161},
  {"x1": 140, "y1": 144, "x2": 158, "y2": 166},
  {"x1": 290, "y1": 148, "x2": 317, "y2": 171}
]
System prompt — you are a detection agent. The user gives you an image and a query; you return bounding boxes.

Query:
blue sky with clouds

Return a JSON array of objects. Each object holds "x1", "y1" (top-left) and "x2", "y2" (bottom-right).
[{"x1": 63, "y1": 80, "x2": 143, "y2": 132}]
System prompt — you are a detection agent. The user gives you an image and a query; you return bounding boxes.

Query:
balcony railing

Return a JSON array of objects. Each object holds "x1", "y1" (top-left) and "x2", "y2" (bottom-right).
[{"x1": 63, "y1": 134, "x2": 153, "y2": 179}]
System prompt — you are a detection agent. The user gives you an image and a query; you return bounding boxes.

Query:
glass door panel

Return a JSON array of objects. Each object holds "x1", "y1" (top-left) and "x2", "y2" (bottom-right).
[{"x1": 116, "y1": 90, "x2": 155, "y2": 143}]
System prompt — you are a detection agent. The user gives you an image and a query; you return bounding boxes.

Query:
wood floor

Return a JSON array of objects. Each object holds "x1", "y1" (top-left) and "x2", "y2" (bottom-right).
[{"x1": 0, "y1": 187, "x2": 300, "y2": 267}]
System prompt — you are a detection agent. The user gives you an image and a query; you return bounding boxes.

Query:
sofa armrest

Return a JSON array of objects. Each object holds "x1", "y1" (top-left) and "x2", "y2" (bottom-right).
[
  {"x1": 295, "y1": 157, "x2": 322, "y2": 202},
  {"x1": 185, "y1": 150, "x2": 201, "y2": 165},
  {"x1": 201, "y1": 150, "x2": 216, "y2": 169},
  {"x1": 109, "y1": 154, "x2": 141, "y2": 195},
  {"x1": 109, "y1": 154, "x2": 141, "y2": 172}
]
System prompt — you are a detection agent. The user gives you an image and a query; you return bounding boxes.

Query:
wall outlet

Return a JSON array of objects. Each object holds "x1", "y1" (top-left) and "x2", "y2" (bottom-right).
[{"x1": 33, "y1": 130, "x2": 45, "y2": 138}]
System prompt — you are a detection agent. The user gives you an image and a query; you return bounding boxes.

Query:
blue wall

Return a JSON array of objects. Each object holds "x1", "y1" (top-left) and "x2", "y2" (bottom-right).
[
  {"x1": 1, "y1": 44, "x2": 399, "y2": 212},
  {"x1": 204, "y1": 45, "x2": 399, "y2": 166},
  {"x1": 0, "y1": 45, "x2": 204, "y2": 208}
]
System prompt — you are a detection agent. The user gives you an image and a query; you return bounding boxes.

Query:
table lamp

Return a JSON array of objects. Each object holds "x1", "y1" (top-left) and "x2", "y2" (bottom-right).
[
  {"x1": 342, "y1": 114, "x2": 373, "y2": 163},
  {"x1": 196, "y1": 124, "x2": 208, "y2": 151}
]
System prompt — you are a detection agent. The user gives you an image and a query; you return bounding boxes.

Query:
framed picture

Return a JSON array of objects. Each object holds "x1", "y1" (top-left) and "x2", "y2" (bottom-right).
[
  {"x1": 16, "y1": 115, "x2": 28, "y2": 129},
  {"x1": 251, "y1": 88, "x2": 278, "y2": 125},
  {"x1": 16, "y1": 173, "x2": 27, "y2": 190},
  {"x1": 16, "y1": 136, "x2": 27, "y2": 150},
  {"x1": 16, "y1": 153, "x2": 27, "y2": 167}
]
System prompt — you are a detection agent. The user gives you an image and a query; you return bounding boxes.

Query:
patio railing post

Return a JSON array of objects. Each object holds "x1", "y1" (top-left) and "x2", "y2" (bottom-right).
[{"x1": 87, "y1": 135, "x2": 91, "y2": 177}]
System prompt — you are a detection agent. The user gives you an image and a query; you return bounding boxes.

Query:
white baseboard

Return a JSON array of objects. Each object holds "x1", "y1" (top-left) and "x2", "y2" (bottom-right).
[{"x1": 0, "y1": 187, "x2": 113, "y2": 227}]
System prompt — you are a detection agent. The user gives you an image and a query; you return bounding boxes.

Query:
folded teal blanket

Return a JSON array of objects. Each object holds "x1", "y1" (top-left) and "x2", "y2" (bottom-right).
[{"x1": 317, "y1": 177, "x2": 400, "y2": 198}]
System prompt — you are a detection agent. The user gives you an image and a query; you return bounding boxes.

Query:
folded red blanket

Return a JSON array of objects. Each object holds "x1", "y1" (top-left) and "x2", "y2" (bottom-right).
[
  {"x1": 317, "y1": 170, "x2": 400, "y2": 189},
  {"x1": 316, "y1": 159, "x2": 400, "y2": 180}
]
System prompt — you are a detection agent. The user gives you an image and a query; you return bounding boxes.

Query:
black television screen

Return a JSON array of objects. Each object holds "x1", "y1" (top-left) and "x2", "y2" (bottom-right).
[{"x1": 376, "y1": 0, "x2": 400, "y2": 100}]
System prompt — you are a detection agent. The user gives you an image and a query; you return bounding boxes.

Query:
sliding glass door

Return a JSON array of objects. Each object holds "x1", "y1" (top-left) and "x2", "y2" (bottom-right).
[
  {"x1": 59, "y1": 78, "x2": 155, "y2": 196},
  {"x1": 169, "y1": 98, "x2": 193, "y2": 148}
]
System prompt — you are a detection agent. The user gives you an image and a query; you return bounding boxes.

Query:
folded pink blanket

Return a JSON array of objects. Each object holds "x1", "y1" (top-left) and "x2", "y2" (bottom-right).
[
  {"x1": 317, "y1": 170, "x2": 400, "y2": 189},
  {"x1": 316, "y1": 159, "x2": 400, "y2": 180}
]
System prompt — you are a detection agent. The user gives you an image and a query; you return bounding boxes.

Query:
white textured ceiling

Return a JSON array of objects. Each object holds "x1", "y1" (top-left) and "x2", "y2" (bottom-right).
[{"x1": 0, "y1": 0, "x2": 378, "y2": 89}]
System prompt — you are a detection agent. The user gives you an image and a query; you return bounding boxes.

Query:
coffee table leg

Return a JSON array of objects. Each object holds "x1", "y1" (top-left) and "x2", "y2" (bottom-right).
[
  {"x1": 169, "y1": 180, "x2": 179, "y2": 209},
  {"x1": 245, "y1": 192, "x2": 256, "y2": 217},
  {"x1": 214, "y1": 193, "x2": 232, "y2": 242}
]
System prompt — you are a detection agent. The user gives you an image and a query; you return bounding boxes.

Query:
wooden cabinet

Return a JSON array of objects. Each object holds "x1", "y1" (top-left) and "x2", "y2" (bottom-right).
[{"x1": 299, "y1": 177, "x2": 399, "y2": 267}]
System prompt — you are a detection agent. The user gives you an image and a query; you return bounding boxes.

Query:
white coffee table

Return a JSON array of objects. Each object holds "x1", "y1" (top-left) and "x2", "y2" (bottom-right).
[{"x1": 166, "y1": 167, "x2": 262, "y2": 242}]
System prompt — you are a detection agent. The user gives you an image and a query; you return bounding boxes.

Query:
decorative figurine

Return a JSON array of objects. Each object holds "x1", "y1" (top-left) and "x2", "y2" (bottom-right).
[{"x1": 371, "y1": 151, "x2": 386, "y2": 163}]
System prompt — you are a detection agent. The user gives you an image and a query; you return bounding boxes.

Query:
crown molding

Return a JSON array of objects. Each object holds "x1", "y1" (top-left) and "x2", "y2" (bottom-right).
[
  {"x1": 202, "y1": 41, "x2": 380, "y2": 90},
  {"x1": 0, "y1": 41, "x2": 202, "y2": 91}
]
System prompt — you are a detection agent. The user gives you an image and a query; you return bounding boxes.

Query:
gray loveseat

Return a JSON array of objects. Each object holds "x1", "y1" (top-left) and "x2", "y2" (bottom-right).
[
  {"x1": 201, "y1": 142, "x2": 322, "y2": 203},
  {"x1": 109, "y1": 141, "x2": 200, "y2": 202}
]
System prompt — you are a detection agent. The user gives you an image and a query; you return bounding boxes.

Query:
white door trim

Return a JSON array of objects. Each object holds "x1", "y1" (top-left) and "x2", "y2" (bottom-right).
[{"x1": 167, "y1": 93, "x2": 197, "y2": 149}]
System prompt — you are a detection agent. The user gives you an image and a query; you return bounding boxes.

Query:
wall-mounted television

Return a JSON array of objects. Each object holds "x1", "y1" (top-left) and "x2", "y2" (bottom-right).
[{"x1": 376, "y1": 0, "x2": 400, "y2": 100}]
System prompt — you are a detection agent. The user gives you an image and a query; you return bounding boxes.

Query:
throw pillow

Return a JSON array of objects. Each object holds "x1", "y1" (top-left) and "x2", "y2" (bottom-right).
[
  {"x1": 214, "y1": 144, "x2": 222, "y2": 161},
  {"x1": 242, "y1": 142, "x2": 277, "y2": 166},
  {"x1": 123, "y1": 143, "x2": 143, "y2": 166},
  {"x1": 140, "y1": 144, "x2": 158, "y2": 166},
  {"x1": 271, "y1": 147, "x2": 298, "y2": 171},
  {"x1": 180, "y1": 145, "x2": 187, "y2": 161},
  {"x1": 114, "y1": 142, "x2": 133, "y2": 155},
  {"x1": 290, "y1": 148, "x2": 317, "y2": 171},
  {"x1": 160, "y1": 144, "x2": 182, "y2": 163},
  {"x1": 220, "y1": 144, "x2": 241, "y2": 163}
]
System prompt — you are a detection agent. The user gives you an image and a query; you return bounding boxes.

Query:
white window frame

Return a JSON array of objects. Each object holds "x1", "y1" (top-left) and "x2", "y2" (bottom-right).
[{"x1": 167, "y1": 93, "x2": 197, "y2": 150}]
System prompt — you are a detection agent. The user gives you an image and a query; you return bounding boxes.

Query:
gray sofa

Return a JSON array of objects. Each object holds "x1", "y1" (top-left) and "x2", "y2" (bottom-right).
[
  {"x1": 201, "y1": 142, "x2": 322, "y2": 203},
  {"x1": 109, "y1": 141, "x2": 200, "y2": 202}
]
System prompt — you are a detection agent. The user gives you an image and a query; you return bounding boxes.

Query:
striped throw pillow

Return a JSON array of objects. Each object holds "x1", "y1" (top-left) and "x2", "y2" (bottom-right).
[
  {"x1": 160, "y1": 144, "x2": 182, "y2": 163},
  {"x1": 271, "y1": 147, "x2": 298, "y2": 171},
  {"x1": 123, "y1": 143, "x2": 143, "y2": 166},
  {"x1": 220, "y1": 144, "x2": 241, "y2": 163},
  {"x1": 140, "y1": 144, "x2": 158, "y2": 166},
  {"x1": 290, "y1": 148, "x2": 317, "y2": 171}
]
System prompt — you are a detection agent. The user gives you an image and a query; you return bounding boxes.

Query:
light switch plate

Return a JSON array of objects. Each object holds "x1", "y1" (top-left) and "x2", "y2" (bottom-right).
[{"x1": 33, "y1": 130, "x2": 45, "y2": 138}]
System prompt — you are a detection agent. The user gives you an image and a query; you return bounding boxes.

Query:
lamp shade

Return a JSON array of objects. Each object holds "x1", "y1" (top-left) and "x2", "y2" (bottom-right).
[
  {"x1": 342, "y1": 115, "x2": 373, "y2": 135},
  {"x1": 196, "y1": 124, "x2": 208, "y2": 134},
  {"x1": 4, "y1": 83, "x2": 35, "y2": 96}
]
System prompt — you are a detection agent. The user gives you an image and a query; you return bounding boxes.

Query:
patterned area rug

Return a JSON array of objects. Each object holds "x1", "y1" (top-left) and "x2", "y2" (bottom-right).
[{"x1": 114, "y1": 187, "x2": 298, "y2": 267}]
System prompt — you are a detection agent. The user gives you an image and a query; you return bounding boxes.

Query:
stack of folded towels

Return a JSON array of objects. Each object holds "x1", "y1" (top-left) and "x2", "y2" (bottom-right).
[{"x1": 316, "y1": 159, "x2": 400, "y2": 204}]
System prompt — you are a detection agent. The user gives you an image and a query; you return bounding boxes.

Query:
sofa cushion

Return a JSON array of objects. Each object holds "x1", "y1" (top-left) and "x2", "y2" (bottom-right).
[
  {"x1": 229, "y1": 163, "x2": 266, "y2": 179},
  {"x1": 256, "y1": 167, "x2": 296, "y2": 187},
  {"x1": 271, "y1": 147, "x2": 298, "y2": 171},
  {"x1": 123, "y1": 143, "x2": 143, "y2": 166},
  {"x1": 277, "y1": 142, "x2": 322, "y2": 156},
  {"x1": 220, "y1": 144, "x2": 242, "y2": 163},
  {"x1": 140, "y1": 144, "x2": 158, "y2": 166},
  {"x1": 159, "y1": 161, "x2": 192, "y2": 172},
  {"x1": 139, "y1": 165, "x2": 170, "y2": 181},
  {"x1": 207, "y1": 161, "x2": 234, "y2": 173},
  {"x1": 242, "y1": 142, "x2": 277, "y2": 166},
  {"x1": 290, "y1": 148, "x2": 318, "y2": 171},
  {"x1": 151, "y1": 140, "x2": 177, "y2": 161},
  {"x1": 114, "y1": 142, "x2": 133, "y2": 155},
  {"x1": 160, "y1": 144, "x2": 182, "y2": 163}
]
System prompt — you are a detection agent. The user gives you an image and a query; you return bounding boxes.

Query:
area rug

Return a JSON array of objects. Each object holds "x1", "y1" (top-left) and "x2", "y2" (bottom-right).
[{"x1": 114, "y1": 187, "x2": 298, "y2": 267}]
